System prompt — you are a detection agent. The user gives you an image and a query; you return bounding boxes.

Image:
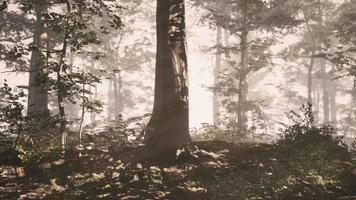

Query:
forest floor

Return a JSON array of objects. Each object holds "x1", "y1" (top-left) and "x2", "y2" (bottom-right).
[{"x1": 1, "y1": 140, "x2": 356, "y2": 200}]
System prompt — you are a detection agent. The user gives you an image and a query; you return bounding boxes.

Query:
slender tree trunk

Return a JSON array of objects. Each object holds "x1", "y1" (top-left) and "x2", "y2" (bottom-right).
[
  {"x1": 321, "y1": 59, "x2": 330, "y2": 123},
  {"x1": 94, "y1": 85, "x2": 98, "y2": 119},
  {"x1": 315, "y1": 82, "x2": 320, "y2": 123},
  {"x1": 316, "y1": 0, "x2": 331, "y2": 124},
  {"x1": 113, "y1": 72, "x2": 119, "y2": 117},
  {"x1": 28, "y1": 3, "x2": 48, "y2": 116},
  {"x1": 223, "y1": 29, "x2": 234, "y2": 124},
  {"x1": 107, "y1": 78, "x2": 113, "y2": 121},
  {"x1": 118, "y1": 71, "x2": 123, "y2": 113},
  {"x1": 352, "y1": 79, "x2": 356, "y2": 122},
  {"x1": 329, "y1": 81, "x2": 337, "y2": 122},
  {"x1": 113, "y1": 70, "x2": 123, "y2": 117},
  {"x1": 89, "y1": 85, "x2": 94, "y2": 123},
  {"x1": 213, "y1": 27, "x2": 222, "y2": 126},
  {"x1": 89, "y1": 85, "x2": 98, "y2": 123},
  {"x1": 307, "y1": 52, "x2": 315, "y2": 107},
  {"x1": 58, "y1": 0, "x2": 71, "y2": 151},
  {"x1": 144, "y1": 0, "x2": 190, "y2": 158},
  {"x1": 89, "y1": 62, "x2": 95, "y2": 123},
  {"x1": 237, "y1": 1, "x2": 248, "y2": 135},
  {"x1": 64, "y1": 55, "x2": 77, "y2": 122},
  {"x1": 58, "y1": 74, "x2": 66, "y2": 151},
  {"x1": 78, "y1": 79, "x2": 85, "y2": 149}
]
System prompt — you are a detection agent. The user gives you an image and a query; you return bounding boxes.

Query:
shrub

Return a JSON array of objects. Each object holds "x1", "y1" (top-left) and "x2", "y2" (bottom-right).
[
  {"x1": 278, "y1": 104, "x2": 349, "y2": 160},
  {"x1": 265, "y1": 104, "x2": 355, "y2": 199}
]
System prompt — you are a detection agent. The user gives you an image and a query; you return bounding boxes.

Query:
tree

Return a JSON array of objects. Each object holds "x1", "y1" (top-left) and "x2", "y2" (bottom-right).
[
  {"x1": 144, "y1": 0, "x2": 190, "y2": 157},
  {"x1": 92, "y1": 0, "x2": 155, "y2": 121},
  {"x1": 195, "y1": 0, "x2": 299, "y2": 135},
  {"x1": 320, "y1": 0, "x2": 356, "y2": 134},
  {"x1": 1, "y1": 0, "x2": 123, "y2": 151},
  {"x1": 281, "y1": 0, "x2": 338, "y2": 123},
  {"x1": 213, "y1": 26, "x2": 222, "y2": 126},
  {"x1": 44, "y1": 0, "x2": 122, "y2": 149},
  {"x1": 27, "y1": 2, "x2": 48, "y2": 117}
]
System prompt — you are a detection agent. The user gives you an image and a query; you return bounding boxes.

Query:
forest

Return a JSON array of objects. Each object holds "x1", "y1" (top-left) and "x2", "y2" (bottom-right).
[{"x1": 0, "y1": 0, "x2": 356, "y2": 199}]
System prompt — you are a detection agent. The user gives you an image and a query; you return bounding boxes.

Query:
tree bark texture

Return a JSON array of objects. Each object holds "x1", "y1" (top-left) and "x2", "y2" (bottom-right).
[{"x1": 144, "y1": 0, "x2": 190, "y2": 157}]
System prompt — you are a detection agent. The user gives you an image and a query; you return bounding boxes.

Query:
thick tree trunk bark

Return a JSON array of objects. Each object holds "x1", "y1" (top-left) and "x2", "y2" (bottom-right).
[
  {"x1": 213, "y1": 27, "x2": 222, "y2": 126},
  {"x1": 144, "y1": 0, "x2": 190, "y2": 158},
  {"x1": 28, "y1": 3, "x2": 48, "y2": 116}
]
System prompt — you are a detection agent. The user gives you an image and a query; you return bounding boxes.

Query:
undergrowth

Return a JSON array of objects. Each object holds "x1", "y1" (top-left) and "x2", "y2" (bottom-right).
[{"x1": 1, "y1": 105, "x2": 355, "y2": 200}]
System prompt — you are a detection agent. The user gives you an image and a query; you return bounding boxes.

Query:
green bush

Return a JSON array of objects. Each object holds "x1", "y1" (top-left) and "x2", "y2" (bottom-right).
[
  {"x1": 262, "y1": 104, "x2": 355, "y2": 199},
  {"x1": 278, "y1": 104, "x2": 349, "y2": 159}
]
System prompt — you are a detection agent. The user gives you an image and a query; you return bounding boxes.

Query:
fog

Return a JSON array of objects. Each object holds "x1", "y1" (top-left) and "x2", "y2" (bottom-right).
[{"x1": 1, "y1": 0, "x2": 355, "y2": 137}]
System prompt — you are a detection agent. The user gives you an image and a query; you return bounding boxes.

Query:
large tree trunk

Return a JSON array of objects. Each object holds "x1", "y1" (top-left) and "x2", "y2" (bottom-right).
[
  {"x1": 28, "y1": 3, "x2": 48, "y2": 116},
  {"x1": 144, "y1": 0, "x2": 190, "y2": 158},
  {"x1": 237, "y1": 1, "x2": 248, "y2": 135},
  {"x1": 213, "y1": 27, "x2": 222, "y2": 126}
]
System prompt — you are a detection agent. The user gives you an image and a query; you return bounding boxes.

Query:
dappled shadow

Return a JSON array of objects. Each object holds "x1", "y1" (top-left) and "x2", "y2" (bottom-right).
[{"x1": 1, "y1": 140, "x2": 356, "y2": 200}]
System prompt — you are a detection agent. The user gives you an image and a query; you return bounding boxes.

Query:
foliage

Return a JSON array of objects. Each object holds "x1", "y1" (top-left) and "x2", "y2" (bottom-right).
[
  {"x1": 0, "y1": 81, "x2": 25, "y2": 141},
  {"x1": 79, "y1": 114, "x2": 150, "y2": 154},
  {"x1": 0, "y1": 82, "x2": 61, "y2": 165},
  {"x1": 195, "y1": 0, "x2": 301, "y2": 136},
  {"x1": 278, "y1": 104, "x2": 349, "y2": 158},
  {"x1": 192, "y1": 124, "x2": 263, "y2": 143},
  {"x1": 1, "y1": 0, "x2": 123, "y2": 134},
  {"x1": 192, "y1": 105, "x2": 356, "y2": 200},
  {"x1": 261, "y1": 104, "x2": 355, "y2": 200},
  {"x1": 1, "y1": 0, "x2": 356, "y2": 199}
]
